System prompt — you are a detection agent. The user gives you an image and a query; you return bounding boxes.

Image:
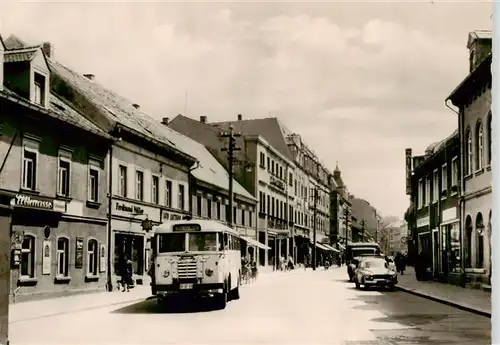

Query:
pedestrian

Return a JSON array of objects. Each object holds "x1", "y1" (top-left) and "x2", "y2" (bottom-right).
[
  {"x1": 121, "y1": 257, "x2": 133, "y2": 292},
  {"x1": 287, "y1": 255, "x2": 294, "y2": 271}
]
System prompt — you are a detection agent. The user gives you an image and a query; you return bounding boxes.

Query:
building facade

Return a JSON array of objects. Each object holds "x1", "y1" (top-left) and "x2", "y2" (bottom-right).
[
  {"x1": 47, "y1": 52, "x2": 197, "y2": 287},
  {"x1": 405, "y1": 131, "x2": 461, "y2": 284},
  {"x1": 349, "y1": 196, "x2": 379, "y2": 242},
  {"x1": 1, "y1": 38, "x2": 113, "y2": 301},
  {"x1": 447, "y1": 30, "x2": 492, "y2": 287},
  {"x1": 329, "y1": 165, "x2": 351, "y2": 251}
]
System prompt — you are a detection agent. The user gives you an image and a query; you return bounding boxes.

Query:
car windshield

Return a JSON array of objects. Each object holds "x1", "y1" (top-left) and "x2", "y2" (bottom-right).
[
  {"x1": 158, "y1": 233, "x2": 186, "y2": 253},
  {"x1": 364, "y1": 259, "x2": 388, "y2": 269},
  {"x1": 352, "y1": 248, "x2": 378, "y2": 257},
  {"x1": 188, "y1": 232, "x2": 218, "y2": 252}
]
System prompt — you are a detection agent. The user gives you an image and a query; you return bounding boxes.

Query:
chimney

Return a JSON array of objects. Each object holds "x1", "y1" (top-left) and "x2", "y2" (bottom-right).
[
  {"x1": 200, "y1": 116, "x2": 207, "y2": 124},
  {"x1": 237, "y1": 114, "x2": 242, "y2": 121},
  {"x1": 132, "y1": 104, "x2": 140, "y2": 109},
  {"x1": 83, "y1": 74, "x2": 95, "y2": 81},
  {"x1": 162, "y1": 117, "x2": 169, "y2": 125},
  {"x1": 42, "y1": 42, "x2": 53, "y2": 59}
]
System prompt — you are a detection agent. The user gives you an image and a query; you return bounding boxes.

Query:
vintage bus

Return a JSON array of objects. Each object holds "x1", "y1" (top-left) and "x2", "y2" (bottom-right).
[
  {"x1": 150, "y1": 218, "x2": 242, "y2": 309},
  {"x1": 346, "y1": 242, "x2": 381, "y2": 281}
]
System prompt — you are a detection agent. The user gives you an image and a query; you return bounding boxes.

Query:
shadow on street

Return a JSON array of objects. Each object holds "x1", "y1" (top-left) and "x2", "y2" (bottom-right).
[{"x1": 111, "y1": 296, "x2": 221, "y2": 314}]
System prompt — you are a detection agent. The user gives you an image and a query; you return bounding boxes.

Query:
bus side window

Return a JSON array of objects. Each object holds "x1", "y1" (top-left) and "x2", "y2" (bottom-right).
[
  {"x1": 224, "y1": 233, "x2": 229, "y2": 250},
  {"x1": 151, "y1": 236, "x2": 157, "y2": 255},
  {"x1": 229, "y1": 235, "x2": 233, "y2": 250}
]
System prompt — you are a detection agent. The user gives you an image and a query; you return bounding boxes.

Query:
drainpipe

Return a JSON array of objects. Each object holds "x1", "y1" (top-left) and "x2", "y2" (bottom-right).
[{"x1": 106, "y1": 144, "x2": 114, "y2": 292}]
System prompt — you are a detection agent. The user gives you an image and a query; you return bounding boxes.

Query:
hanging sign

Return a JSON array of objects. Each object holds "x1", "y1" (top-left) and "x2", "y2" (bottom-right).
[
  {"x1": 75, "y1": 237, "x2": 84, "y2": 269},
  {"x1": 99, "y1": 244, "x2": 106, "y2": 273},
  {"x1": 42, "y1": 240, "x2": 52, "y2": 275},
  {"x1": 405, "y1": 148, "x2": 412, "y2": 195}
]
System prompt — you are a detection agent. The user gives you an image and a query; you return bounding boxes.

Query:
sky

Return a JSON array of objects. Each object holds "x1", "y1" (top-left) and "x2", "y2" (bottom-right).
[{"x1": 1, "y1": 0, "x2": 492, "y2": 218}]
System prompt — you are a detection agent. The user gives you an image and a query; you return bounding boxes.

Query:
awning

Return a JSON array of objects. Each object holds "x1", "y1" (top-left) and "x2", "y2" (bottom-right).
[
  {"x1": 241, "y1": 236, "x2": 271, "y2": 250},
  {"x1": 322, "y1": 244, "x2": 340, "y2": 253},
  {"x1": 315, "y1": 242, "x2": 329, "y2": 251}
]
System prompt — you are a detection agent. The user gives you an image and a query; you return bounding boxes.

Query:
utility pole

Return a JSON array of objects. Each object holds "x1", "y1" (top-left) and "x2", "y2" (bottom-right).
[
  {"x1": 361, "y1": 220, "x2": 366, "y2": 242},
  {"x1": 344, "y1": 208, "x2": 350, "y2": 249},
  {"x1": 220, "y1": 125, "x2": 241, "y2": 227},
  {"x1": 375, "y1": 218, "x2": 379, "y2": 243},
  {"x1": 312, "y1": 188, "x2": 318, "y2": 271}
]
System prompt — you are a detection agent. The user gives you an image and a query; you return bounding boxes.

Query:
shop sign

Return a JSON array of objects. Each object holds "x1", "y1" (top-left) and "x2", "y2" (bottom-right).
[
  {"x1": 161, "y1": 210, "x2": 184, "y2": 222},
  {"x1": 99, "y1": 244, "x2": 106, "y2": 273},
  {"x1": 75, "y1": 237, "x2": 84, "y2": 269},
  {"x1": 405, "y1": 148, "x2": 412, "y2": 195},
  {"x1": 42, "y1": 240, "x2": 51, "y2": 275},
  {"x1": 11, "y1": 194, "x2": 66, "y2": 213},
  {"x1": 442, "y1": 207, "x2": 457, "y2": 223},
  {"x1": 113, "y1": 200, "x2": 161, "y2": 221},
  {"x1": 416, "y1": 216, "x2": 429, "y2": 228}
]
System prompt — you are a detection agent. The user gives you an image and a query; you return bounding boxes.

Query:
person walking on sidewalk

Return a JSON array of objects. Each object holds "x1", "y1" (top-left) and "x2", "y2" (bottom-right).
[
  {"x1": 395, "y1": 252, "x2": 406, "y2": 275},
  {"x1": 120, "y1": 257, "x2": 133, "y2": 292}
]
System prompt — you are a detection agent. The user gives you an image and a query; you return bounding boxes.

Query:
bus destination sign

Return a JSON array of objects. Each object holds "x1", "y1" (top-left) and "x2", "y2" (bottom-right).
[{"x1": 173, "y1": 224, "x2": 201, "y2": 232}]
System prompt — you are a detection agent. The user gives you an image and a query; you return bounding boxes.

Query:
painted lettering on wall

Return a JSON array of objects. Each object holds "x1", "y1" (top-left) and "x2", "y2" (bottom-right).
[
  {"x1": 14, "y1": 194, "x2": 53, "y2": 209},
  {"x1": 162, "y1": 212, "x2": 183, "y2": 221},
  {"x1": 116, "y1": 202, "x2": 144, "y2": 214}
]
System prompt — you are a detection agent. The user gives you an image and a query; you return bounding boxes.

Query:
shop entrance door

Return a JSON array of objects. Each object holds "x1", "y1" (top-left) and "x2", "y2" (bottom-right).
[{"x1": 114, "y1": 233, "x2": 144, "y2": 276}]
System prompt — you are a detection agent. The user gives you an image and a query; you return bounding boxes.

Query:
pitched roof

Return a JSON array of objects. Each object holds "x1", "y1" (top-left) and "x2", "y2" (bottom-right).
[
  {"x1": 48, "y1": 61, "x2": 255, "y2": 202},
  {"x1": 0, "y1": 88, "x2": 111, "y2": 139},
  {"x1": 3, "y1": 35, "x2": 30, "y2": 50},
  {"x1": 4, "y1": 47, "x2": 40, "y2": 63},
  {"x1": 210, "y1": 117, "x2": 293, "y2": 160},
  {"x1": 168, "y1": 115, "x2": 226, "y2": 151},
  {"x1": 467, "y1": 30, "x2": 492, "y2": 48}
]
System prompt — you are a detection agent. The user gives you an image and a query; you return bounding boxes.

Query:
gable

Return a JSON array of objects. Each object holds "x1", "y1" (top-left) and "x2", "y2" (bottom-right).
[{"x1": 32, "y1": 48, "x2": 49, "y2": 73}]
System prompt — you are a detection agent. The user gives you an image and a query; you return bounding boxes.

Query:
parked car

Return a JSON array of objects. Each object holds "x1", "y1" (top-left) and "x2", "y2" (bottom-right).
[
  {"x1": 354, "y1": 257, "x2": 398, "y2": 290},
  {"x1": 346, "y1": 242, "x2": 381, "y2": 281}
]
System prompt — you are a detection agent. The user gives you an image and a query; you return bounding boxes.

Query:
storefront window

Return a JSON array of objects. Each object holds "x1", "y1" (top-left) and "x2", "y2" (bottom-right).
[{"x1": 114, "y1": 233, "x2": 144, "y2": 275}]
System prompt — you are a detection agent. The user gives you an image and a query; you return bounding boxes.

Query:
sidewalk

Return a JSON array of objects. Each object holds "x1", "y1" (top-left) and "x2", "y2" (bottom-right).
[
  {"x1": 10, "y1": 286, "x2": 151, "y2": 324},
  {"x1": 10, "y1": 268, "x2": 278, "y2": 324},
  {"x1": 396, "y1": 267, "x2": 491, "y2": 317}
]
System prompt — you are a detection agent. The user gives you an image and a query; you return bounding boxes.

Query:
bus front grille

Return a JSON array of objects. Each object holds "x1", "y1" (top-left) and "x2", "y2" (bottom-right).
[{"x1": 177, "y1": 257, "x2": 198, "y2": 279}]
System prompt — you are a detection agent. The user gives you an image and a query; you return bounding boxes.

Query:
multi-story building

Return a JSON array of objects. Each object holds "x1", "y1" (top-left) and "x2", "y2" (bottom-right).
[
  {"x1": 405, "y1": 130, "x2": 461, "y2": 284},
  {"x1": 349, "y1": 196, "x2": 379, "y2": 242},
  {"x1": 168, "y1": 114, "x2": 290, "y2": 267},
  {"x1": 446, "y1": 30, "x2": 492, "y2": 287},
  {"x1": 0, "y1": 36, "x2": 112, "y2": 301},
  {"x1": 385, "y1": 221, "x2": 408, "y2": 256},
  {"x1": 329, "y1": 165, "x2": 351, "y2": 251}
]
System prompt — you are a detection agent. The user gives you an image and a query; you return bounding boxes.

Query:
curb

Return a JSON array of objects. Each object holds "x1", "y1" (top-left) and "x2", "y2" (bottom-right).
[{"x1": 395, "y1": 285, "x2": 491, "y2": 318}]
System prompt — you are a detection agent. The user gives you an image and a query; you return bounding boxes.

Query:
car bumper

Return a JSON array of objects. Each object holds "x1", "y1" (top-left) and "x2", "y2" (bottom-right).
[
  {"x1": 154, "y1": 283, "x2": 225, "y2": 298},
  {"x1": 364, "y1": 278, "x2": 398, "y2": 286}
]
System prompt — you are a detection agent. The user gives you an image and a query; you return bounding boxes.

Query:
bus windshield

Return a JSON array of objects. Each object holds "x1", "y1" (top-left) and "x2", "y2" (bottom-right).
[
  {"x1": 188, "y1": 232, "x2": 218, "y2": 252},
  {"x1": 158, "y1": 233, "x2": 186, "y2": 253},
  {"x1": 352, "y1": 248, "x2": 379, "y2": 257}
]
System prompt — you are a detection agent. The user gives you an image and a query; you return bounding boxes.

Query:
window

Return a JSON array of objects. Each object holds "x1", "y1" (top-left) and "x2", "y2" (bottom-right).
[
  {"x1": 216, "y1": 201, "x2": 221, "y2": 220},
  {"x1": 152, "y1": 176, "x2": 159, "y2": 204},
  {"x1": 418, "y1": 179, "x2": 423, "y2": 208},
  {"x1": 267, "y1": 157, "x2": 270, "y2": 170},
  {"x1": 465, "y1": 128, "x2": 473, "y2": 175},
  {"x1": 118, "y1": 165, "x2": 127, "y2": 197},
  {"x1": 487, "y1": 113, "x2": 492, "y2": 165},
  {"x1": 21, "y1": 235, "x2": 35, "y2": 278},
  {"x1": 441, "y1": 164, "x2": 447, "y2": 195},
  {"x1": 425, "y1": 177, "x2": 430, "y2": 205},
  {"x1": 135, "y1": 171, "x2": 144, "y2": 200},
  {"x1": 22, "y1": 147, "x2": 38, "y2": 190},
  {"x1": 279, "y1": 166, "x2": 283, "y2": 179},
  {"x1": 266, "y1": 195, "x2": 270, "y2": 214},
  {"x1": 249, "y1": 211, "x2": 253, "y2": 227},
  {"x1": 165, "y1": 180, "x2": 172, "y2": 207},
  {"x1": 57, "y1": 237, "x2": 69, "y2": 277},
  {"x1": 207, "y1": 200, "x2": 212, "y2": 219},
  {"x1": 88, "y1": 167, "x2": 99, "y2": 202},
  {"x1": 58, "y1": 157, "x2": 71, "y2": 197},
  {"x1": 259, "y1": 152, "x2": 265, "y2": 167},
  {"x1": 289, "y1": 172, "x2": 293, "y2": 186},
  {"x1": 476, "y1": 122, "x2": 484, "y2": 170},
  {"x1": 178, "y1": 184, "x2": 185, "y2": 210},
  {"x1": 242, "y1": 209, "x2": 245, "y2": 225},
  {"x1": 433, "y1": 169, "x2": 439, "y2": 202},
  {"x1": 87, "y1": 239, "x2": 98, "y2": 276},
  {"x1": 451, "y1": 157, "x2": 458, "y2": 187},
  {"x1": 34, "y1": 73, "x2": 45, "y2": 106},
  {"x1": 233, "y1": 207, "x2": 237, "y2": 224},
  {"x1": 196, "y1": 196, "x2": 202, "y2": 216},
  {"x1": 271, "y1": 160, "x2": 275, "y2": 174}
]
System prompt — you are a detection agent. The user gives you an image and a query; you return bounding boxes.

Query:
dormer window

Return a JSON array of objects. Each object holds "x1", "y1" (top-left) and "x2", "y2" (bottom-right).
[{"x1": 34, "y1": 72, "x2": 46, "y2": 106}]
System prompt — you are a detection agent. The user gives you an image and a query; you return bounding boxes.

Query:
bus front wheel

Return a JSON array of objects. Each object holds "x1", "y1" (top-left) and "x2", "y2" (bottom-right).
[{"x1": 214, "y1": 292, "x2": 227, "y2": 309}]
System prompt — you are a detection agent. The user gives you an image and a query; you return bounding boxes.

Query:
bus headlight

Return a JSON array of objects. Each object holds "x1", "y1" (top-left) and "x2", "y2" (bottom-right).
[
  {"x1": 205, "y1": 268, "x2": 214, "y2": 276},
  {"x1": 163, "y1": 269, "x2": 170, "y2": 278}
]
